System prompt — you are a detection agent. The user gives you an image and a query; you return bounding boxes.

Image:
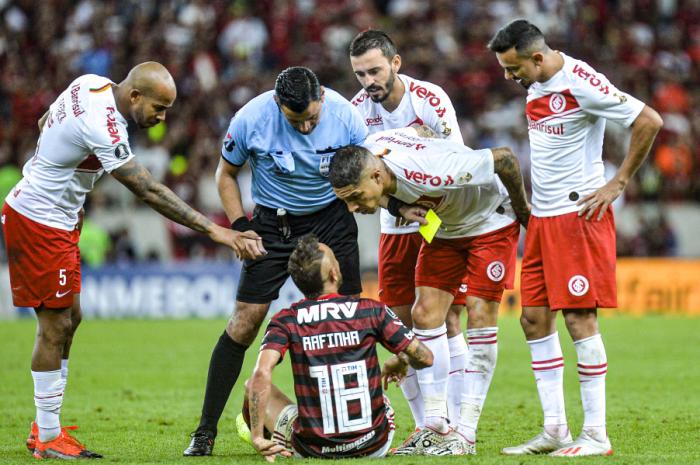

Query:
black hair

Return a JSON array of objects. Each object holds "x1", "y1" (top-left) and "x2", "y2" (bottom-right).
[
  {"x1": 274, "y1": 67, "x2": 321, "y2": 113},
  {"x1": 487, "y1": 19, "x2": 545, "y2": 55},
  {"x1": 349, "y1": 29, "x2": 398, "y2": 59},
  {"x1": 328, "y1": 145, "x2": 373, "y2": 188},
  {"x1": 288, "y1": 234, "x2": 325, "y2": 299}
]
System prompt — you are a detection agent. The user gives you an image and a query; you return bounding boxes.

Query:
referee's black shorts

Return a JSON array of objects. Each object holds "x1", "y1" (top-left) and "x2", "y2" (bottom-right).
[{"x1": 236, "y1": 199, "x2": 361, "y2": 304}]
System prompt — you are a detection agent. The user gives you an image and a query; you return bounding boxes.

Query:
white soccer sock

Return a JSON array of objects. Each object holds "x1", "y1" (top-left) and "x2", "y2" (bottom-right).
[
  {"x1": 447, "y1": 334, "x2": 467, "y2": 427},
  {"x1": 400, "y1": 366, "x2": 425, "y2": 429},
  {"x1": 575, "y1": 333, "x2": 608, "y2": 441},
  {"x1": 459, "y1": 327, "x2": 498, "y2": 442},
  {"x1": 60, "y1": 359, "x2": 69, "y2": 380},
  {"x1": 32, "y1": 370, "x2": 63, "y2": 442},
  {"x1": 528, "y1": 332, "x2": 569, "y2": 439},
  {"x1": 414, "y1": 324, "x2": 449, "y2": 433}
]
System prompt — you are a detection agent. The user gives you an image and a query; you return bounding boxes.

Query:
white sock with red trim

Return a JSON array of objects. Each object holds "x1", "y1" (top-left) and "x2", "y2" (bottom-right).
[
  {"x1": 414, "y1": 324, "x2": 449, "y2": 433},
  {"x1": 32, "y1": 370, "x2": 63, "y2": 442},
  {"x1": 458, "y1": 327, "x2": 498, "y2": 442},
  {"x1": 528, "y1": 332, "x2": 569, "y2": 439},
  {"x1": 447, "y1": 334, "x2": 467, "y2": 427},
  {"x1": 575, "y1": 333, "x2": 608, "y2": 441},
  {"x1": 400, "y1": 366, "x2": 425, "y2": 429}
]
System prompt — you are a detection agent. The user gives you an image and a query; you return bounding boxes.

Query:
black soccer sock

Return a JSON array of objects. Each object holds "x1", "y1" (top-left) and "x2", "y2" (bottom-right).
[{"x1": 197, "y1": 331, "x2": 249, "y2": 436}]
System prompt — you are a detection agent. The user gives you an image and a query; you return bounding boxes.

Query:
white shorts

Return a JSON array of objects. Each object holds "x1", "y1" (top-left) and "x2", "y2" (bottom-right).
[{"x1": 273, "y1": 399, "x2": 395, "y2": 458}]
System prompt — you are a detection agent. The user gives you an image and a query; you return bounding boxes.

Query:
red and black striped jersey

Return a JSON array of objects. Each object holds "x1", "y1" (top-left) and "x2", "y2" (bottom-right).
[{"x1": 260, "y1": 293, "x2": 413, "y2": 458}]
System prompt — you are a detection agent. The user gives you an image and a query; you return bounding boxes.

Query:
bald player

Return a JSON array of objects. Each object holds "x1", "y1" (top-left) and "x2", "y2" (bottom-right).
[{"x1": 2, "y1": 62, "x2": 255, "y2": 460}]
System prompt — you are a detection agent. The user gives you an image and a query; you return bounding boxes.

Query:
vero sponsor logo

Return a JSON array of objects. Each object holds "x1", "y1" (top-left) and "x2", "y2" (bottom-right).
[
  {"x1": 403, "y1": 168, "x2": 454, "y2": 187},
  {"x1": 106, "y1": 107, "x2": 121, "y2": 144},
  {"x1": 296, "y1": 301, "x2": 358, "y2": 324},
  {"x1": 408, "y1": 82, "x2": 447, "y2": 117}
]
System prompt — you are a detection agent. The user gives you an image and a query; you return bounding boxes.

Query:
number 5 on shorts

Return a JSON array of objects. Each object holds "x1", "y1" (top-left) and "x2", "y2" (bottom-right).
[{"x1": 59, "y1": 269, "x2": 67, "y2": 286}]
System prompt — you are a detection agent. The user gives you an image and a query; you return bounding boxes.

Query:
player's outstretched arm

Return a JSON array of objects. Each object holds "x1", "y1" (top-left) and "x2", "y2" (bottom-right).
[
  {"x1": 111, "y1": 159, "x2": 262, "y2": 259},
  {"x1": 248, "y1": 350, "x2": 292, "y2": 462},
  {"x1": 383, "y1": 339, "x2": 433, "y2": 388},
  {"x1": 492, "y1": 147, "x2": 531, "y2": 228},
  {"x1": 577, "y1": 105, "x2": 664, "y2": 221}
]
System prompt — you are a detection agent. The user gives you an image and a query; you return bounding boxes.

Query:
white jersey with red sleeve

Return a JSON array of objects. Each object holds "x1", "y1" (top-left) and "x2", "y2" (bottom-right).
[
  {"x1": 5, "y1": 74, "x2": 134, "y2": 231},
  {"x1": 363, "y1": 128, "x2": 515, "y2": 239},
  {"x1": 525, "y1": 53, "x2": 645, "y2": 217},
  {"x1": 351, "y1": 74, "x2": 463, "y2": 234}
]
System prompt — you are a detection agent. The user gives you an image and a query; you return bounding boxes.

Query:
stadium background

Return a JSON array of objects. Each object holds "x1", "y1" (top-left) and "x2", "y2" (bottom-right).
[{"x1": 0, "y1": 1, "x2": 699, "y2": 463}]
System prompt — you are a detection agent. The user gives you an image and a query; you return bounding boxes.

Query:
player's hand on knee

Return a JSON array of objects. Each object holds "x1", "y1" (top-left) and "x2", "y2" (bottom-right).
[{"x1": 253, "y1": 438, "x2": 292, "y2": 462}]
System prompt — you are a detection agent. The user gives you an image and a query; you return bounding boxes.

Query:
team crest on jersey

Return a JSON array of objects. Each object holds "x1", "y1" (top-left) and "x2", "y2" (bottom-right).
[
  {"x1": 613, "y1": 92, "x2": 627, "y2": 104},
  {"x1": 548, "y1": 93, "x2": 567, "y2": 113},
  {"x1": 440, "y1": 120, "x2": 452, "y2": 137},
  {"x1": 459, "y1": 284, "x2": 468, "y2": 293},
  {"x1": 114, "y1": 143, "x2": 130, "y2": 160},
  {"x1": 486, "y1": 261, "x2": 505, "y2": 282},
  {"x1": 458, "y1": 172, "x2": 473, "y2": 184},
  {"x1": 568, "y1": 275, "x2": 589, "y2": 296}
]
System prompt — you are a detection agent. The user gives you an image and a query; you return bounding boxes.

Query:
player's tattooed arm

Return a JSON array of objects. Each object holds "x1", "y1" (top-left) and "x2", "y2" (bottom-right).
[
  {"x1": 403, "y1": 338, "x2": 434, "y2": 369},
  {"x1": 411, "y1": 124, "x2": 438, "y2": 138},
  {"x1": 248, "y1": 350, "x2": 290, "y2": 462},
  {"x1": 492, "y1": 147, "x2": 531, "y2": 228},
  {"x1": 112, "y1": 159, "x2": 214, "y2": 233}
]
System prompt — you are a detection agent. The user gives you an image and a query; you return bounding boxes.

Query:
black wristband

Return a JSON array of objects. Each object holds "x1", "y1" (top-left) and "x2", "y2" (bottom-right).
[
  {"x1": 231, "y1": 216, "x2": 253, "y2": 232},
  {"x1": 387, "y1": 197, "x2": 406, "y2": 217}
]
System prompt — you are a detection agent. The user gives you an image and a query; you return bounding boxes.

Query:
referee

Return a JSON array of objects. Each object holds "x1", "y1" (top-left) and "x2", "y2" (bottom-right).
[{"x1": 184, "y1": 67, "x2": 369, "y2": 456}]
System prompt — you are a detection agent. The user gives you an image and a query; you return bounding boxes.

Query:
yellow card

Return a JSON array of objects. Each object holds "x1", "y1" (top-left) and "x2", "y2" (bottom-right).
[{"x1": 419, "y1": 209, "x2": 442, "y2": 243}]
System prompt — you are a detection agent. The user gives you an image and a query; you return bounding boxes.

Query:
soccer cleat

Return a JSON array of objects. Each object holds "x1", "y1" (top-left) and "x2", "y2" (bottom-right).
[
  {"x1": 183, "y1": 430, "x2": 215, "y2": 456},
  {"x1": 27, "y1": 421, "x2": 38, "y2": 452},
  {"x1": 423, "y1": 430, "x2": 476, "y2": 456},
  {"x1": 32, "y1": 426, "x2": 103, "y2": 459},
  {"x1": 389, "y1": 427, "x2": 420, "y2": 454},
  {"x1": 391, "y1": 427, "x2": 455, "y2": 456},
  {"x1": 235, "y1": 413, "x2": 253, "y2": 446},
  {"x1": 549, "y1": 430, "x2": 613, "y2": 457},
  {"x1": 501, "y1": 430, "x2": 573, "y2": 455}
]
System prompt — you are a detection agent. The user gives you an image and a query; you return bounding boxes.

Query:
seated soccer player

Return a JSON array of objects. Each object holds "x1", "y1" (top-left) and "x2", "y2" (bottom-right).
[{"x1": 240, "y1": 234, "x2": 445, "y2": 460}]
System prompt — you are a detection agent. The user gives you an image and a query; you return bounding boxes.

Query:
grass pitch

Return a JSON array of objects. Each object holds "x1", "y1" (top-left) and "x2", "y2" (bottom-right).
[{"x1": 1, "y1": 315, "x2": 698, "y2": 465}]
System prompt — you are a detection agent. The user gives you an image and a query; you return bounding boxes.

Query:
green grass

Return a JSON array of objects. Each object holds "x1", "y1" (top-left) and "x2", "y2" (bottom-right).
[{"x1": 1, "y1": 315, "x2": 699, "y2": 464}]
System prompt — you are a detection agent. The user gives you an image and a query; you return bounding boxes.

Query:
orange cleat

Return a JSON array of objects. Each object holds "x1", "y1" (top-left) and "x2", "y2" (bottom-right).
[
  {"x1": 26, "y1": 421, "x2": 38, "y2": 452},
  {"x1": 32, "y1": 425, "x2": 103, "y2": 459}
]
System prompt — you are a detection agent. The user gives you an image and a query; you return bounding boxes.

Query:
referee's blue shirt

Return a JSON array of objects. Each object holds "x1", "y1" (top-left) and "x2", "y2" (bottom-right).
[{"x1": 221, "y1": 88, "x2": 368, "y2": 215}]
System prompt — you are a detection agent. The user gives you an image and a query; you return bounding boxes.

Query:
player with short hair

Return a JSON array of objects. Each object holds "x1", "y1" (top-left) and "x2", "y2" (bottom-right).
[
  {"x1": 2, "y1": 62, "x2": 247, "y2": 460},
  {"x1": 184, "y1": 67, "x2": 368, "y2": 456},
  {"x1": 328, "y1": 128, "x2": 530, "y2": 455},
  {"x1": 242, "y1": 233, "x2": 436, "y2": 460},
  {"x1": 488, "y1": 19, "x2": 663, "y2": 456},
  {"x1": 348, "y1": 29, "x2": 473, "y2": 433}
]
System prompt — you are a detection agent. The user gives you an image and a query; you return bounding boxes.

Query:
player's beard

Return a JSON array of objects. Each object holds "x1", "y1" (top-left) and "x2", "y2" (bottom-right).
[{"x1": 366, "y1": 72, "x2": 396, "y2": 103}]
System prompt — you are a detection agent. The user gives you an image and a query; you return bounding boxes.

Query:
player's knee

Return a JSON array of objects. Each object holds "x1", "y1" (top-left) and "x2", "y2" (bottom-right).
[
  {"x1": 411, "y1": 302, "x2": 434, "y2": 328},
  {"x1": 519, "y1": 311, "x2": 541, "y2": 336},
  {"x1": 445, "y1": 310, "x2": 462, "y2": 336},
  {"x1": 40, "y1": 317, "x2": 72, "y2": 347}
]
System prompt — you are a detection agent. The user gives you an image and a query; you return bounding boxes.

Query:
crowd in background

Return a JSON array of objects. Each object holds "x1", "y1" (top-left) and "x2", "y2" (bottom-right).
[{"x1": 0, "y1": 0, "x2": 696, "y2": 263}]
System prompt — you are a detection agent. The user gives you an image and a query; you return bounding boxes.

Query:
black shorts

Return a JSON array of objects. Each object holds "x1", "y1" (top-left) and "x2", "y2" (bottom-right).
[{"x1": 236, "y1": 199, "x2": 361, "y2": 304}]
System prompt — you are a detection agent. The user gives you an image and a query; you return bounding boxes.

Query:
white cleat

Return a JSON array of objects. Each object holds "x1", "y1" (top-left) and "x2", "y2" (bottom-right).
[
  {"x1": 549, "y1": 431, "x2": 613, "y2": 457},
  {"x1": 423, "y1": 431, "x2": 476, "y2": 456},
  {"x1": 501, "y1": 430, "x2": 573, "y2": 455},
  {"x1": 391, "y1": 427, "x2": 455, "y2": 456}
]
